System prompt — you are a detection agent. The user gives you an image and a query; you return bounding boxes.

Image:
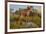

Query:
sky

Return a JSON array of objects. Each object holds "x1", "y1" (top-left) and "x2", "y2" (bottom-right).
[
  {"x1": 10, "y1": 4, "x2": 28, "y2": 12},
  {"x1": 10, "y1": 4, "x2": 41, "y2": 13}
]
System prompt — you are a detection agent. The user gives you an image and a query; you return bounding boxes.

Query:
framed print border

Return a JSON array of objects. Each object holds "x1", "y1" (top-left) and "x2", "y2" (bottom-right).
[{"x1": 5, "y1": 0, "x2": 45, "y2": 34}]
